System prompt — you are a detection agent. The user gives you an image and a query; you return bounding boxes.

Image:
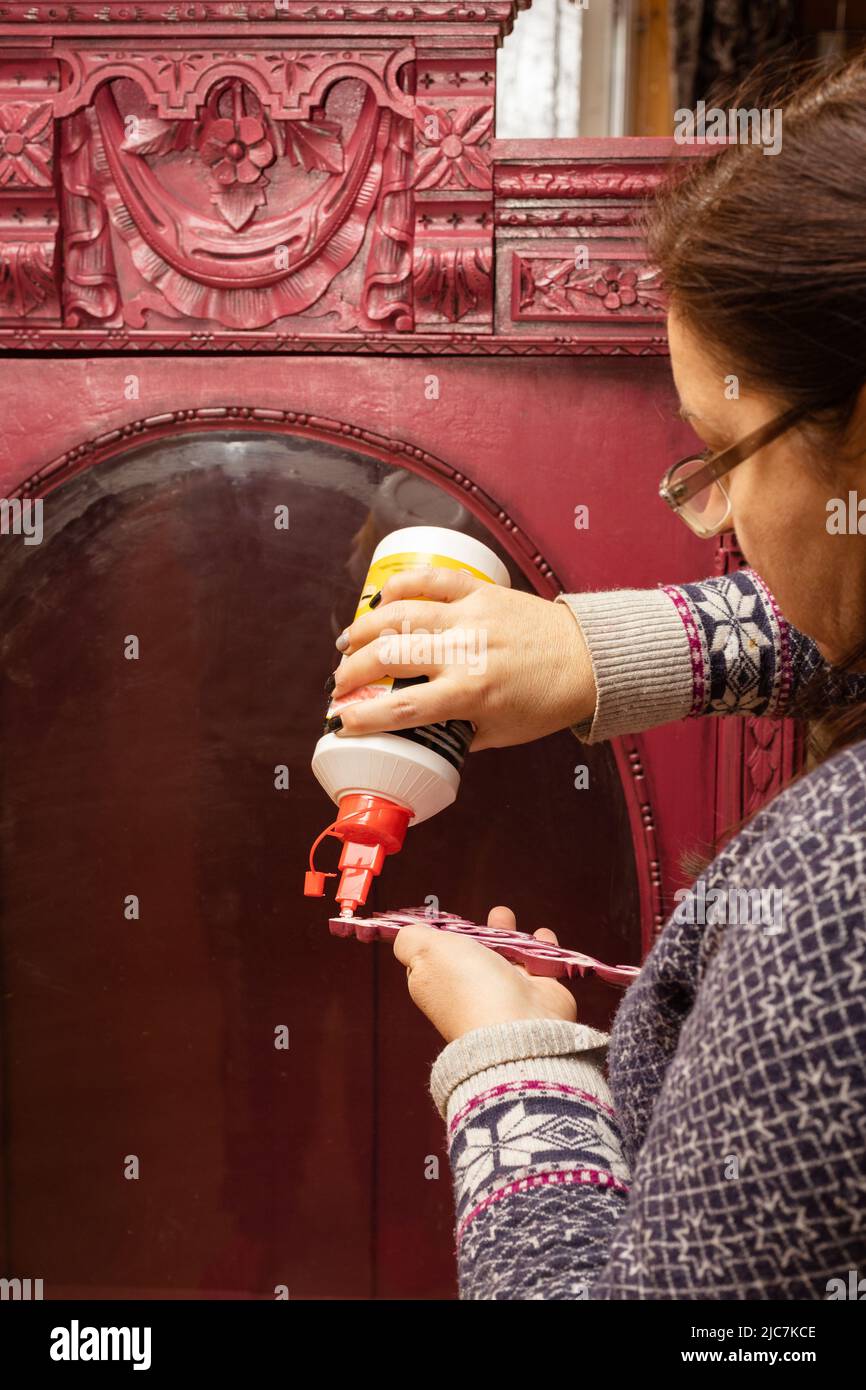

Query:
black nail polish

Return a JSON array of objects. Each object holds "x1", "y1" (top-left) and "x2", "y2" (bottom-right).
[
  {"x1": 324, "y1": 672, "x2": 336, "y2": 696},
  {"x1": 323, "y1": 714, "x2": 343, "y2": 734},
  {"x1": 368, "y1": 589, "x2": 382, "y2": 609}
]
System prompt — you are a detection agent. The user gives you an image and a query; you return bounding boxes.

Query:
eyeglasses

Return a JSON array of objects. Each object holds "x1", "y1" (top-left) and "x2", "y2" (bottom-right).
[{"x1": 659, "y1": 403, "x2": 807, "y2": 538}]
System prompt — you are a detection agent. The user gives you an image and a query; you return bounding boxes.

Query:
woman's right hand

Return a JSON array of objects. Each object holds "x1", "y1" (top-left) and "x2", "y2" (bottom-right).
[{"x1": 328, "y1": 566, "x2": 597, "y2": 751}]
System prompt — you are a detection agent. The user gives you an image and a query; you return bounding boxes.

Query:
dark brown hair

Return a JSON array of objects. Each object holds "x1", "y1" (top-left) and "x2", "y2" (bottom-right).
[{"x1": 642, "y1": 50, "x2": 866, "y2": 770}]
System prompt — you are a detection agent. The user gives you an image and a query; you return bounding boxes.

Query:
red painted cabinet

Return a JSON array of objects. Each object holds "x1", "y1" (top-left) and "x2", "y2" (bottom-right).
[{"x1": 0, "y1": 2, "x2": 800, "y2": 1298}]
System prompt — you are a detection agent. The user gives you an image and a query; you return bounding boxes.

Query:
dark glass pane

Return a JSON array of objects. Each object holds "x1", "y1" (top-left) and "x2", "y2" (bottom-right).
[{"x1": 0, "y1": 430, "x2": 639, "y2": 1299}]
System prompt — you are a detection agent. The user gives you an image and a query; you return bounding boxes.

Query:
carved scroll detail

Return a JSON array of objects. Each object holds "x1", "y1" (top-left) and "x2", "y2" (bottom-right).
[
  {"x1": 414, "y1": 244, "x2": 491, "y2": 323},
  {"x1": 60, "y1": 109, "x2": 119, "y2": 326},
  {"x1": 362, "y1": 106, "x2": 414, "y2": 331},
  {"x1": 0, "y1": 239, "x2": 56, "y2": 318}
]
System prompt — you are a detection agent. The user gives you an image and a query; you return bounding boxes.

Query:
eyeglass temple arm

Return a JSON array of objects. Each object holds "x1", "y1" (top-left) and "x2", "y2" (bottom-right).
[{"x1": 661, "y1": 404, "x2": 806, "y2": 507}]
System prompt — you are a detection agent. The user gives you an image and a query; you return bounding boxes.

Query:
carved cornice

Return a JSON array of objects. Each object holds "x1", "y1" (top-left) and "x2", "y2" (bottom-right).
[
  {"x1": 51, "y1": 45, "x2": 416, "y2": 120},
  {"x1": 0, "y1": 26, "x2": 686, "y2": 348},
  {"x1": 1, "y1": 1, "x2": 531, "y2": 31}
]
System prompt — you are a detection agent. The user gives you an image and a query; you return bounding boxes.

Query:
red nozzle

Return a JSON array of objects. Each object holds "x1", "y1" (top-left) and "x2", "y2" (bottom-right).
[
  {"x1": 305, "y1": 792, "x2": 412, "y2": 914},
  {"x1": 334, "y1": 839, "x2": 387, "y2": 916}
]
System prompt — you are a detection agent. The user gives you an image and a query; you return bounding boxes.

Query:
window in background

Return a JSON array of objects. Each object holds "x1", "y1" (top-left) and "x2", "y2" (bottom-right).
[
  {"x1": 496, "y1": 0, "x2": 584, "y2": 137},
  {"x1": 497, "y1": 0, "x2": 638, "y2": 138}
]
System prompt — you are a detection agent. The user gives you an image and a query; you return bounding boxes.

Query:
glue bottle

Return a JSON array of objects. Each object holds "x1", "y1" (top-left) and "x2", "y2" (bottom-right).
[{"x1": 304, "y1": 525, "x2": 511, "y2": 917}]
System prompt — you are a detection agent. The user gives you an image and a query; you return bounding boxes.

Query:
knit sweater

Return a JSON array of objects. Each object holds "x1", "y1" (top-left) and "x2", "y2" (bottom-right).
[{"x1": 428, "y1": 568, "x2": 866, "y2": 1299}]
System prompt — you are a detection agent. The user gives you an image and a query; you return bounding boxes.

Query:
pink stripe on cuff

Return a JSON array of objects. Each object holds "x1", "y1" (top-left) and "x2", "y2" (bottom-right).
[
  {"x1": 457, "y1": 1167, "x2": 629, "y2": 1244},
  {"x1": 449, "y1": 1078, "x2": 617, "y2": 1137},
  {"x1": 661, "y1": 585, "x2": 706, "y2": 716}
]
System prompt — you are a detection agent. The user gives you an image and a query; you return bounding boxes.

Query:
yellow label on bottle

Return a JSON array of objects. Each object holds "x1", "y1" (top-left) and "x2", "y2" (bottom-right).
[
  {"x1": 326, "y1": 549, "x2": 495, "y2": 771},
  {"x1": 353, "y1": 550, "x2": 494, "y2": 621}
]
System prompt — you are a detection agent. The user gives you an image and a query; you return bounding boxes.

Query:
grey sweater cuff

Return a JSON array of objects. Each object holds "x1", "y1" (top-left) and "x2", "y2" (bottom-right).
[
  {"x1": 554, "y1": 587, "x2": 695, "y2": 743},
  {"x1": 429, "y1": 1018, "x2": 612, "y2": 1122}
]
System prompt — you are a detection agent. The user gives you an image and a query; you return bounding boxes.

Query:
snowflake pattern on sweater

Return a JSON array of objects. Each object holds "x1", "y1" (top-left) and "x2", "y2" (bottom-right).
[
  {"x1": 434, "y1": 571, "x2": 866, "y2": 1300},
  {"x1": 664, "y1": 568, "x2": 866, "y2": 719}
]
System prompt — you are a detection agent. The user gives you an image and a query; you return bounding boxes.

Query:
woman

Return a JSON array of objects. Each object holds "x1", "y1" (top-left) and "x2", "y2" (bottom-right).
[{"x1": 328, "y1": 53, "x2": 866, "y2": 1298}]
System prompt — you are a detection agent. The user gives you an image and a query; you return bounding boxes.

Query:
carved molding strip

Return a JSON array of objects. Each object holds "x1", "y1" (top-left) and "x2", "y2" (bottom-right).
[
  {"x1": 712, "y1": 531, "x2": 806, "y2": 841},
  {"x1": 19, "y1": 406, "x2": 563, "y2": 597},
  {"x1": 615, "y1": 739, "x2": 665, "y2": 946},
  {"x1": 0, "y1": 329, "x2": 669, "y2": 352},
  {"x1": 494, "y1": 165, "x2": 669, "y2": 199},
  {"x1": 496, "y1": 207, "x2": 641, "y2": 229}
]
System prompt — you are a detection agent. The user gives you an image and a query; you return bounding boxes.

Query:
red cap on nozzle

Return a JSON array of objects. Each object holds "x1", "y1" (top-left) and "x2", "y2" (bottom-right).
[{"x1": 304, "y1": 792, "x2": 412, "y2": 915}]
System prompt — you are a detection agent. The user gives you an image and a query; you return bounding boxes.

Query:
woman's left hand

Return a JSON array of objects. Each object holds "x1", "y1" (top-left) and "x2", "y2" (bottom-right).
[{"x1": 392, "y1": 905, "x2": 577, "y2": 1043}]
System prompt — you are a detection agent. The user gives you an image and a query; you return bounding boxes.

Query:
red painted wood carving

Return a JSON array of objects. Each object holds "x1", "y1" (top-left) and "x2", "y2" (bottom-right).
[
  {"x1": 513, "y1": 253, "x2": 666, "y2": 323},
  {"x1": 0, "y1": 60, "x2": 60, "y2": 321},
  {"x1": 0, "y1": 3, "x2": 705, "y2": 353},
  {"x1": 330, "y1": 910, "x2": 640, "y2": 987}
]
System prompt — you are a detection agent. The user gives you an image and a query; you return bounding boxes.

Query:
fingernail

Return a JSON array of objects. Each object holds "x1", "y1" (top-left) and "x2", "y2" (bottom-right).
[
  {"x1": 368, "y1": 590, "x2": 382, "y2": 609},
  {"x1": 324, "y1": 672, "x2": 336, "y2": 696},
  {"x1": 336, "y1": 630, "x2": 350, "y2": 652},
  {"x1": 324, "y1": 714, "x2": 343, "y2": 734}
]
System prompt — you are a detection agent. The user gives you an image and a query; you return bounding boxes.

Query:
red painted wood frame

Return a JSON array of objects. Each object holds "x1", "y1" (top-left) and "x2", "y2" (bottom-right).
[{"x1": 0, "y1": 1, "x2": 803, "y2": 1299}]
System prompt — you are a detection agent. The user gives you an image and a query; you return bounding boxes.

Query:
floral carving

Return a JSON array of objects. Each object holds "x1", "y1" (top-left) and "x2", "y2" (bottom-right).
[
  {"x1": 196, "y1": 88, "x2": 277, "y2": 230},
  {"x1": 590, "y1": 264, "x2": 639, "y2": 310},
  {"x1": 118, "y1": 77, "x2": 344, "y2": 234},
  {"x1": 515, "y1": 257, "x2": 666, "y2": 320},
  {"x1": 414, "y1": 104, "x2": 492, "y2": 190},
  {"x1": 95, "y1": 77, "x2": 379, "y2": 329},
  {"x1": 0, "y1": 103, "x2": 54, "y2": 188},
  {"x1": 199, "y1": 112, "x2": 274, "y2": 188}
]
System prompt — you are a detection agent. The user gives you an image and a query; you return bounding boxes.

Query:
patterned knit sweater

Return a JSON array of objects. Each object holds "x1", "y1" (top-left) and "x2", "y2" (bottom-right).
[{"x1": 428, "y1": 569, "x2": 866, "y2": 1299}]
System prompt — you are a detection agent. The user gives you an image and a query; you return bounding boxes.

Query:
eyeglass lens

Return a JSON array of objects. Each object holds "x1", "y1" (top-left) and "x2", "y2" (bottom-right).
[{"x1": 673, "y1": 457, "x2": 729, "y2": 531}]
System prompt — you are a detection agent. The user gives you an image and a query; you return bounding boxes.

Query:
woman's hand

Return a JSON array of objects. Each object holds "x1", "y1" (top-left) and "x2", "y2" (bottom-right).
[
  {"x1": 392, "y1": 905, "x2": 578, "y2": 1043},
  {"x1": 329, "y1": 566, "x2": 596, "y2": 750}
]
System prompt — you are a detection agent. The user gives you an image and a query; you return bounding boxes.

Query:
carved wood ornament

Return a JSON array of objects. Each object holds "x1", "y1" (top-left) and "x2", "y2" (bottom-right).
[{"x1": 0, "y1": 1, "x2": 701, "y2": 353}]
